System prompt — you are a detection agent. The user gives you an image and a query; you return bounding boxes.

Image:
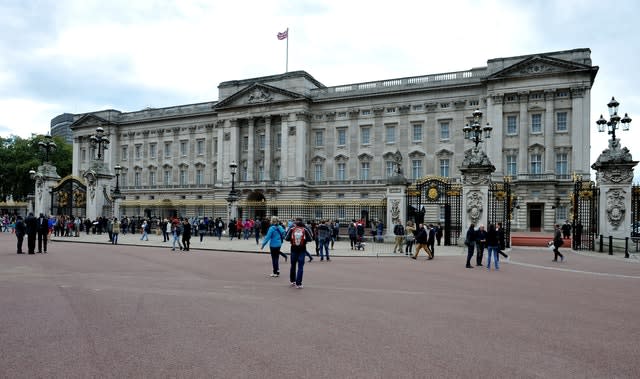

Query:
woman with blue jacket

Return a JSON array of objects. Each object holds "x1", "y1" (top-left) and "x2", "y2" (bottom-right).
[{"x1": 261, "y1": 216, "x2": 287, "y2": 277}]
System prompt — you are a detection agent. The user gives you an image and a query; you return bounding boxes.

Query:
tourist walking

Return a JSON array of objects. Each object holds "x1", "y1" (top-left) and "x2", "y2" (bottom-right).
[
  {"x1": 140, "y1": 220, "x2": 149, "y2": 241},
  {"x1": 552, "y1": 224, "x2": 565, "y2": 262},
  {"x1": 182, "y1": 218, "x2": 192, "y2": 251},
  {"x1": 486, "y1": 224, "x2": 500, "y2": 271},
  {"x1": 465, "y1": 223, "x2": 476, "y2": 268},
  {"x1": 496, "y1": 222, "x2": 509, "y2": 259},
  {"x1": 411, "y1": 223, "x2": 433, "y2": 260},
  {"x1": 171, "y1": 220, "x2": 183, "y2": 251},
  {"x1": 261, "y1": 216, "x2": 287, "y2": 277},
  {"x1": 435, "y1": 223, "x2": 443, "y2": 246},
  {"x1": 199, "y1": 219, "x2": 207, "y2": 243},
  {"x1": 284, "y1": 217, "x2": 314, "y2": 289},
  {"x1": 427, "y1": 224, "x2": 436, "y2": 257},
  {"x1": 348, "y1": 221, "x2": 357, "y2": 250}
]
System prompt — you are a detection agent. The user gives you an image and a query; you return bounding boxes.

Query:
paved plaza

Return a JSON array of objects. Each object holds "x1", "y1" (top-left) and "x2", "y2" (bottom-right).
[{"x1": 1, "y1": 232, "x2": 639, "y2": 378}]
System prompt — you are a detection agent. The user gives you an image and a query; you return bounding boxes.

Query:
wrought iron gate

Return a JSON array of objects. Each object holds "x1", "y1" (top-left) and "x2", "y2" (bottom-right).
[
  {"x1": 632, "y1": 185, "x2": 640, "y2": 241},
  {"x1": 407, "y1": 177, "x2": 462, "y2": 245},
  {"x1": 487, "y1": 180, "x2": 512, "y2": 248},
  {"x1": 572, "y1": 179, "x2": 599, "y2": 250},
  {"x1": 51, "y1": 177, "x2": 87, "y2": 218}
]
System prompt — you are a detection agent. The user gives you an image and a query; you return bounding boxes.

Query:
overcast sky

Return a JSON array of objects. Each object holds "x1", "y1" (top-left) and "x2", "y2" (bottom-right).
[{"x1": 1, "y1": 0, "x2": 638, "y2": 180}]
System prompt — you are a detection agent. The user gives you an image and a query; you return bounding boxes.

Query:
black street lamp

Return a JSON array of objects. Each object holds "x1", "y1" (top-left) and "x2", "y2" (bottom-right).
[
  {"x1": 38, "y1": 134, "x2": 57, "y2": 163},
  {"x1": 114, "y1": 164, "x2": 122, "y2": 196},
  {"x1": 228, "y1": 161, "x2": 238, "y2": 201},
  {"x1": 463, "y1": 108, "x2": 492, "y2": 148},
  {"x1": 596, "y1": 96, "x2": 632, "y2": 141},
  {"x1": 90, "y1": 126, "x2": 110, "y2": 160}
]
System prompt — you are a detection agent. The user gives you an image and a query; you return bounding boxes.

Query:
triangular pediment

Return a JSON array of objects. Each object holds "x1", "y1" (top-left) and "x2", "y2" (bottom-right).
[
  {"x1": 487, "y1": 55, "x2": 596, "y2": 81},
  {"x1": 214, "y1": 83, "x2": 308, "y2": 110},
  {"x1": 70, "y1": 114, "x2": 111, "y2": 130}
]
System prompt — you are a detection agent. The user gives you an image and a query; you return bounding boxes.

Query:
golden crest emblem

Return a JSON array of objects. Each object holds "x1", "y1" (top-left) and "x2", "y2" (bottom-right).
[{"x1": 428, "y1": 186, "x2": 439, "y2": 200}]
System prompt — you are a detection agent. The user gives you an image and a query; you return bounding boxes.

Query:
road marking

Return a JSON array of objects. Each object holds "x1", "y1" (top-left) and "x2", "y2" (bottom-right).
[{"x1": 509, "y1": 261, "x2": 640, "y2": 279}]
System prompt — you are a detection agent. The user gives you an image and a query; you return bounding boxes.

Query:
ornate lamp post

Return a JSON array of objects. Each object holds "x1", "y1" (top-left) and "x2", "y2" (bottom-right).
[
  {"x1": 596, "y1": 97, "x2": 632, "y2": 142},
  {"x1": 90, "y1": 126, "x2": 110, "y2": 160},
  {"x1": 226, "y1": 161, "x2": 239, "y2": 221},
  {"x1": 463, "y1": 109, "x2": 493, "y2": 148},
  {"x1": 38, "y1": 134, "x2": 57, "y2": 162},
  {"x1": 113, "y1": 164, "x2": 122, "y2": 196}
]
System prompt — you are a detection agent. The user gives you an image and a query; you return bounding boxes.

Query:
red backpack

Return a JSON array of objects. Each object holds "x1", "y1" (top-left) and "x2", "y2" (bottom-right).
[{"x1": 291, "y1": 226, "x2": 306, "y2": 247}]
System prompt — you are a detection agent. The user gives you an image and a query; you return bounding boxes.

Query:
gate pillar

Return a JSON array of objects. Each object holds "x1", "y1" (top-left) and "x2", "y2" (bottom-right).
[
  {"x1": 30, "y1": 162, "x2": 60, "y2": 216},
  {"x1": 83, "y1": 161, "x2": 115, "y2": 221},
  {"x1": 386, "y1": 184, "x2": 407, "y2": 239},
  {"x1": 460, "y1": 147, "x2": 496, "y2": 244},
  {"x1": 592, "y1": 138, "x2": 638, "y2": 239}
]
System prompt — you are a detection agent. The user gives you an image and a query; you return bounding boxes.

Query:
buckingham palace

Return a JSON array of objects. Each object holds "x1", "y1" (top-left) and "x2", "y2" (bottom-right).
[{"x1": 67, "y1": 48, "x2": 597, "y2": 232}]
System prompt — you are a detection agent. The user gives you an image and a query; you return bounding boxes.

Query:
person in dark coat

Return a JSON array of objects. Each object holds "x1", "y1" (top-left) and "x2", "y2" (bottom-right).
[
  {"x1": 25, "y1": 212, "x2": 38, "y2": 254},
  {"x1": 465, "y1": 223, "x2": 476, "y2": 268},
  {"x1": 411, "y1": 224, "x2": 433, "y2": 260},
  {"x1": 552, "y1": 224, "x2": 565, "y2": 262},
  {"x1": 181, "y1": 218, "x2": 192, "y2": 251},
  {"x1": 474, "y1": 224, "x2": 487, "y2": 266},
  {"x1": 497, "y1": 222, "x2": 508, "y2": 259},
  {"x1": 486, "y1": 223, "x2": 500, "y2": 271},
  {"x1": 15, "y1": 215, "x2": 26, "y2": 254},
  {"x1": 427, "y1": 224, "x2": 436, "y2": 257},
  {"x1": 37, "y1": 213, "x2": 49, "y2": 253}
]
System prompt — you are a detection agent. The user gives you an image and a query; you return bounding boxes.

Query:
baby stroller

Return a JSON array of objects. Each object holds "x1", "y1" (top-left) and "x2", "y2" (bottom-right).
[{"x1": 355, "y1": 235, "x2": 366, "y2": 250}]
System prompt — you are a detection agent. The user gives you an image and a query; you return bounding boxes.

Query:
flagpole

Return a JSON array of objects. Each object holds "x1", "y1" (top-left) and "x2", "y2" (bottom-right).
[{"x1": 286, "y1": 28, "x2": 289, "y2": 73}]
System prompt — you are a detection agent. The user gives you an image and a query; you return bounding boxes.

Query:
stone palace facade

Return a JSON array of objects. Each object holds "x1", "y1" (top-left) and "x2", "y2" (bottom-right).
[{"x1": 69, "y1": 48, "x2": 598, "y2": 232}]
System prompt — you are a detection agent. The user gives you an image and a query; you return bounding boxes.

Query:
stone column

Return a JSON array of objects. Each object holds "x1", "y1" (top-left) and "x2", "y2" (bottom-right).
[
  {"x1": 592, "y1": 138, "x2": 638, "y2": 242},
  {"x1": 83, "y1": 164, "x2": 113, "y2": 221},
  {"x1": 247, "y1": 118, "x2": 255, "y2": 182},
  {"x1": 32, "y1": 163, "x2": 61, "y2": 217},
  {"x1": 518, "y1": 93, "x2": 529, "y2": 176},
  {"x1": 295, "y1": 112, "x2": 309, "y2": 181},
  {"x1": 264, "y1": 116, "x2": 272, "y2": 182},
  {"x1": 459, "y1": 147, "x2": 496, "y2": 244},
  {"x1": 544, "y1": 89, "x2": 555, "y2": 174},
  {"x1": 488, "y1": 94, "x2": 504, "y2": 177}
]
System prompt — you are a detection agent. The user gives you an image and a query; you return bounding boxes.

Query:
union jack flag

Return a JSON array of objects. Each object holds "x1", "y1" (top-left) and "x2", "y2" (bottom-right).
[{"x1": 277, "y1": 29, "x2": 288, "y2": 40}]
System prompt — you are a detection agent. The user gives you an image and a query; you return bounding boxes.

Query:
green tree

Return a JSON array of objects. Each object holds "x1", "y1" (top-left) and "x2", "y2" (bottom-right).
[{"x1": 0, "y1": 134, "x2": 72, "y2": 202}]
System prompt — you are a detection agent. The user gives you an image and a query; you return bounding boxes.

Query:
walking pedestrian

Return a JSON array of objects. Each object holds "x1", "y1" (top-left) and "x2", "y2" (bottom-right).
[
  {"x1": 435, "y1": 223, "x2": 443, "y2": 246},
  {"x1": 552, "y1": 224, "x2": 565, "y2": 262},
  {"x1": 348, "y1": 221, "x2": 357, "y2": 250},
  {"x1": 140, "y1": 220, "x2": 149, "y2": 241},
  {"x1": 411, "y1": 223, "x2": 433, "y2": 260},
  {"x1": 427, "y1": 224, "x2": 436, "y2": 258},
  {"x1": 199, "y1": 219, "x2": 207, "y2": 243},
  {"x1": 182, "y1": 218, "x2": 192, "y2": 251},
  {"x1": 465, "y1": 223, "x2": 476, "y2": 268},
  {"x1": 171, "y1": 220, "x2": 183, "y2": 251},
  {"x1": 317, "y1": 220, "x2": 331, "y2": 261},
  {"x1": 284, "y1": 217, "x2": 314, "y2": 289},
  {"x1": 261, "y1": 216, "x2": 287, "y2": 277},
  {"x1": 496, "y1": 222, "x2": 509, "y2": 260},
  {"x1": 486, "y1": 223, "x2": 500, "y2": 271}
]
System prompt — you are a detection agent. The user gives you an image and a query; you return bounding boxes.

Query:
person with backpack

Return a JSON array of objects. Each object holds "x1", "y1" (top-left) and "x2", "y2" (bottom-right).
[
  {"x1": 392, "y1": 220, "x2": 405, "y2": 254},
  {"x1": 284, "y1": 217, "x2": 314, "y2": 289},
  {"x1": 261, "y1": 216, "x2": 288, "y2": 277}
]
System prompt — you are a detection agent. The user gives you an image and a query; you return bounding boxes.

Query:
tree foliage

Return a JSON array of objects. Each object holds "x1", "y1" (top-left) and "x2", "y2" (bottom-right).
[{"x1": 0, "y1": 134, "x2": 72, "y2": 202}]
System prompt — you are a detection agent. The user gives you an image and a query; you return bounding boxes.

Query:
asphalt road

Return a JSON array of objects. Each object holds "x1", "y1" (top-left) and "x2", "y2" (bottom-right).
[{"x1": 1, "y1": 232, "x2": 639, "y2": 378}]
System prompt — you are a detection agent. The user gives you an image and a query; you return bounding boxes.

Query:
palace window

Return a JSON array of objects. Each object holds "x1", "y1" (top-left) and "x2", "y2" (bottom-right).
[
  {"x1": 149, "y1": 144, "x2": 157, "y2": 159},
  {"x1": 361, "y1": 110, "x2": 371, "y2": 116},
  {"x1": 134, "y1": 172, "x2": 141, "y2": 187},
  {"x1": 507, "y1": 115, "x2": 518, "y2": 135},
  {"x1": 530, "y1": 154, "x2": 542, "y2": 174},
  {"x1": 556, "y1": 112, "x2": 568, "y2": 132},
  {"x1": 385, "y1": 161, "x2": 394, "y2": 178},
  {"x1": 164, "y1": 142, "x2": 172, "y2": 158},
  {"x1": 163, "y1": 170, "x2": 171, "y2": 185},
  {"x1": 440, "y1": 122, "x2": 450, "y2": 141},
  {"x1": 315, "y1": 130, "x2": 324, "y2": 147},
  {"x1": 360, "y1": 162, "x2": 370, "y2": 180},
  {"x1": 337, "y1": 128, "x2": 347, "y2": 146},
  {"x1": 121, "y1": 146, "x2": 128, "y2": 161},
  {"x1": 386, "y1": 124, "x2": 396, "y2": 144},
  {"x1": 506, "y1": 155, "x2": 517, "y2": 176},
  {"x1": 314, "y1": 163, "x2": 323, "y2": 181},
  {"x1": 361, "y1": 127, "x2": 371, "y2": 145},
  {"x1": 196, "y1": 139, "x2": 204, "y2": 155},
  {"x1": 149, "y1": 171, "x2": 156, "y2": 186},
  {"x1": 275, "y1": 133, "x2": 282, "y2": 150},
  {"x1": 411, "y1": 159, "x2": 423, "y2": 180},
  {"x1": 242, "y1": 136, "x2": 249, "y2": 152},
  {"x1": 531, "y1": 114, "x2": 542, "y2": 133},
  {"x1": 196, "y1": 169, "x2": 203, "y2": 185},
  {"x1": 439, "y1": 159, "x2": 450, "y2": 177},
  {"x1": 179, "y1": 169, "x2": 187, "y2": 185},
  {"x1": 135, "y1": 145, "x2": 141, "y2": 160},
  {"x1": 556, "y1": 153, "x2": 568, "y2": 175},
  {"x1": 336, "y1": 163, "x2": 346, "y2": 181},
  {"x1": 412, "y1": 104, "x2": 423, "y2": 111},
  {"x1": 258, "y1": 134, "x2": 266, "y2": 150},
  {"x1": 412, "y1": 123, "x2": 423, "y2": 142},
  {"x1": 180, "y1": 141, "x2": 188, "y2": 156},
  {"x1": 81, "y1": 148, "x2": 87, "y2": 162},
  {"x1": 386, "y1": 107, "x2": 396, "y2": 114}
]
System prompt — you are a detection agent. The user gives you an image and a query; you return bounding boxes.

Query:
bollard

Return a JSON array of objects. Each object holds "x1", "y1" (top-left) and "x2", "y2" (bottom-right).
[
  {"x1": 625, "y1": 237, "x2": 629, "y2": 258},
  {"x1": 599, "y1": 235, "x2": 603, "y2": 252},
  {"x1": 609, "y1": 235, "x2": 613, "y2": 255}
]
